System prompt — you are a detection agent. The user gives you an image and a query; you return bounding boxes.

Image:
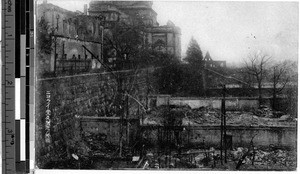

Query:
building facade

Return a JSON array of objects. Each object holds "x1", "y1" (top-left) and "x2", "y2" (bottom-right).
[
  {"x1": 37, "y1": 1, "x2": 182, "y2": 75},
  {"x1": 203, "y1": 52, "x2": 226, "y2": 68},
  {"x1": 37, "y1": 2, "x2": 104, "y2": 75},
  {"x1": 88, "y1": 1, "x2": 181, "y2": 58}
]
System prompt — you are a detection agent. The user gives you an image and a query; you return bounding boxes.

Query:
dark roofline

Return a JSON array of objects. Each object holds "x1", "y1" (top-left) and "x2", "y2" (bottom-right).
[
  {"x1": 38, "y1": 3, "x2": 77, "y2": 16},
  {"x1": 119, "y1": 6, "x2": 157, "y2": 16},
  {"x1": 88, "y1": 10, "x2": 121, "y2": 15}
]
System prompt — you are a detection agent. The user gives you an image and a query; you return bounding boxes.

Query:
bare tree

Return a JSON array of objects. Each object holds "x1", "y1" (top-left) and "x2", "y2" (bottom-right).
[
  {"x1": 269, "y1": 61, "x2": 291, "y2": 110},
  {"x1": 244, "y1": 53, "x2": 271, "y2": 105}
]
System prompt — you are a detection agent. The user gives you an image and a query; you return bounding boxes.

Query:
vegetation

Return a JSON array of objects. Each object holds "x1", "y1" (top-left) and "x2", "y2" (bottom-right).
[
  {"x1": 37, "y1": 16, "x2": 54, "y2": 55},
  {"x1": 243, "y1": 52, "x2": 271, "y2": 105},
  {"x1": 183, "y1": 37, "x2": 204, "y2": 66}
]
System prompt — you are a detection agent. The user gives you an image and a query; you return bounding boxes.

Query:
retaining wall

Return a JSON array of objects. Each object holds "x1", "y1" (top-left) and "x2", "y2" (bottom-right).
[
  {"x1": 142, "y1": 125, "x2": 297, "y2": 149},
  {"x1": 156, "y1": 96, "x2": 260, "y2": 110}
]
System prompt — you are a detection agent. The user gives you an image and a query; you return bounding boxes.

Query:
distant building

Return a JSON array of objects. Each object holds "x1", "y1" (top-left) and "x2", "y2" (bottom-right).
[
  {"x1": 88, "y1": 1, "x2": 181, "y2": 58},
  {"x1": 203, "y1": 51, "x2": 226, "y2": 68}
]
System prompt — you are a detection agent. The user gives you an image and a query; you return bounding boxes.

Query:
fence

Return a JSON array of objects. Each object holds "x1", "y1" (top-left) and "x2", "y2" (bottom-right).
[{"x1": 56, "y1": 58, "x2": 92, "y2": 73}]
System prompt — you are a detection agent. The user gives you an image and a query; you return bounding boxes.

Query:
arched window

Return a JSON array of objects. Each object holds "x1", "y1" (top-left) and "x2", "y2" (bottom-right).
[{"x1": 154, "y1": 39, "x2": 165, "y2": 51}]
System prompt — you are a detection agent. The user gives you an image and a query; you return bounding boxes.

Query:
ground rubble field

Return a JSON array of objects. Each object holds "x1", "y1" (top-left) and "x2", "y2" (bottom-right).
[
  {"x1": 143, "y1": 105, "x2": 296, "y2": 127},
  {"x1": 140, "y1": 146, "x2": 297, "y2": 171}
]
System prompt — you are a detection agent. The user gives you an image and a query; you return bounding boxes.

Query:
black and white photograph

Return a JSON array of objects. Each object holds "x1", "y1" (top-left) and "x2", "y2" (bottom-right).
[{"x1": 34, "y1": 0, "x2": 298, "y2": 171}]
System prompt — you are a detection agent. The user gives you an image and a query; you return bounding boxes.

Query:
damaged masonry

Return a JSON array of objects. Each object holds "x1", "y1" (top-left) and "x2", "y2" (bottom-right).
[{"x1": 35, "y1": 0, "x2": 297, "y2": 171}]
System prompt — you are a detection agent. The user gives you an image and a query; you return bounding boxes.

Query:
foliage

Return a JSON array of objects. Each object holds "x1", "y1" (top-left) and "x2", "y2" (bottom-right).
[
  {"x1": 154, "y1": 63, "x2": 183, "y2": 94},
  {"x1": 180, "y1": 37, "x2": 205, "y2": 96},
  {"x1": 37, "y1": 16, "x2": 54, "y2": 55},
  {"x1": 135, "y1": 50, "x2": 181, "y2": 68},
  {"x1": 183, "y1": 37, "x2": 204, "y2": 66},
  {"x1": 103, "y1": 21, "x2": 146, "y2": 70},
  {"x1": 153, "y1": 63, "x2": 207, "y2": 96}
]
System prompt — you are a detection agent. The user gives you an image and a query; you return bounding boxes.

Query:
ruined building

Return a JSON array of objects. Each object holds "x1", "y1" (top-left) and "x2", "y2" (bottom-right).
[
  {"x1": 37, "y1": 2, "x2": 103, "y2": 75},
  {"x1": 37, "y1": 1, "x2": 182, "y2": 75},
  {"x1": 203, "y1": 51, "x2": 226, "y2": 68},
  {"x1": 88, "y1": 1, "x2": 182, "y2": 58}
]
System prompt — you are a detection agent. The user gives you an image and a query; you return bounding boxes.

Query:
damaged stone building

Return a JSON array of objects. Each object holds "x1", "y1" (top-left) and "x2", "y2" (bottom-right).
[
  {"x1": 37, "y1": 1, "x2": 182, "y2": 74},
  {"x1": 88, "y1": 0, "x2": 181, "y2": 58},
  {"x1": 203, "y1": 51, "x2": 226, "y2": 68},
  {"x1": 37, "y1": 2, "x2": 104, "y2": 75}
]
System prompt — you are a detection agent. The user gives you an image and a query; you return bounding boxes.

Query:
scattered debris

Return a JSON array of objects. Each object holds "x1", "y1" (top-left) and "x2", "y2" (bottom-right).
[
  {"x1": 144, "y1": 105, "x2": 295, "y2": 127},
  {"x1": 231, "y1": 147, "x2": 296, "y2": 170}
]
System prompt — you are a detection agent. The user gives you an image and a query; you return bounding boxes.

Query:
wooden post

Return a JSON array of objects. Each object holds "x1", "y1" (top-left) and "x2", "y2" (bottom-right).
[
  {"x1": 220, "y1": 109, "x2": 223, "y2": 165},
  {"x1": 146, "y1": 67, "x2": 149, "y2": 110},
  {"x1": 222, "y1": 85, "x2": 227, "y2": 163},
  {"x1": 118, "y1": 84, "x2": 123, "y2": 157},
  {"x1": 126, "y1": 95, "x2": 130, "y2": 146},
  {"x1": 118, "y1": 59, "x2": 124, "y2": 157}
]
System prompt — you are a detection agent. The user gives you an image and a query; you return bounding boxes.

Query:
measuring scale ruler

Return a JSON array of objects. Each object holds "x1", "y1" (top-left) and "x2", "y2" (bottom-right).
[
  {"x1": 2, "y1": 0, "x2": 17, "y2": 173},
  {"x1": 2, "y1": 0, "x2": 34, "y2": 173}
]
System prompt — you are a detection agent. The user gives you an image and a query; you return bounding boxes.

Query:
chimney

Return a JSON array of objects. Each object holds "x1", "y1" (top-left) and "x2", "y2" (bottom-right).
[{"x1": 84, "y1": 4, "x2": 88, "y2": 15}]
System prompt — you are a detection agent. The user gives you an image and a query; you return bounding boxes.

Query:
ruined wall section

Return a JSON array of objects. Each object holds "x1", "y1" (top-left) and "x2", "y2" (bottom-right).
[
  {"x1": 37, "y1": 3, "x2": 103, "y2": 76},
  {"x1": 35, "y1": 69, "x2": 154, "y2": 167},
  {"x1": 142, "y1": 125, "x2": 297, "y2": 149}
]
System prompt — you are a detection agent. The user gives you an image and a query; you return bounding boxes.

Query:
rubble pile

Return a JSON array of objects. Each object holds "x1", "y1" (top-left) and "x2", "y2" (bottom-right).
[
  {"x1": 253, "y1": 105, "x2": 275, "y2": 118},
  {"x1": 143, "y1": 107, "x2": 166, "y2": 125},
  {"x1": 185, "y1": 108, "x2": 221, "y2": 125},
  {"x1": 81, "y1": 131, "x2": 117, "y2": 158},
  {"x1": 135, "y1": 146, "x2": 297, "y2": 170},
  {"x1": 143, "y1": 105, "x2": 188, "y2": 125},
  {"x1": 226, "y1": 113, "x2": 269, "y2": 126},
  {"x1": 230, "y1": 147, "x2": 297, "y2": 170},
  {"x1": 144, "y1": 105, "x2": 295, "y2": 127},
  {"x1": 139, "y1": 151, "x2": 199, "y2": 169}
]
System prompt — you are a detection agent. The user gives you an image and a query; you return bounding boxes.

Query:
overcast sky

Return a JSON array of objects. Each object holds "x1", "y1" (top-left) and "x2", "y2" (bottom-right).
[{"x1": 35, "y1": 0, "x2": 299, "y2": 65}]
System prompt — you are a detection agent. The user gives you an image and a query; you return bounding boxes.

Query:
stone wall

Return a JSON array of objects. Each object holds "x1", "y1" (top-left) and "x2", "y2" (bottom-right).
[
  {"x1": 142, "y1": 125, "x2": 297, "y2": 149},
  {"x1": 35, "y1": 69, "x2": 151, "y2": 168},
  {"x1": 184, "y1": 126, "x2": 297, "y2": 148}
]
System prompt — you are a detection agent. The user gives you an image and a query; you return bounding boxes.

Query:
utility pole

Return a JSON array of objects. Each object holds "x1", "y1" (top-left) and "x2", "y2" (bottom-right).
[
  {"x1": 222, "y1": 85, "x2": 227, "y2": 163},
  {"x1": 146, "y1": 67, "x2": 149, "y2": 110},
  {"x1": 203, "y1": 67, "x2": 252, "y2": 165},
  {"x1": 220, "y1": 101, "x2": 223, "y2": 165},
  {"x1": 118, "y1": 78, "x2": 123, "y2": 157},
  {"x1": 118, "y1": 57, "x2": 124, "y2": 157},
  {"x1": 220, "y1": 84, "x2": 227, "y2": 164},
  {"x1": 126, "y1": 94, "x2": 130, "y2": 146}
]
